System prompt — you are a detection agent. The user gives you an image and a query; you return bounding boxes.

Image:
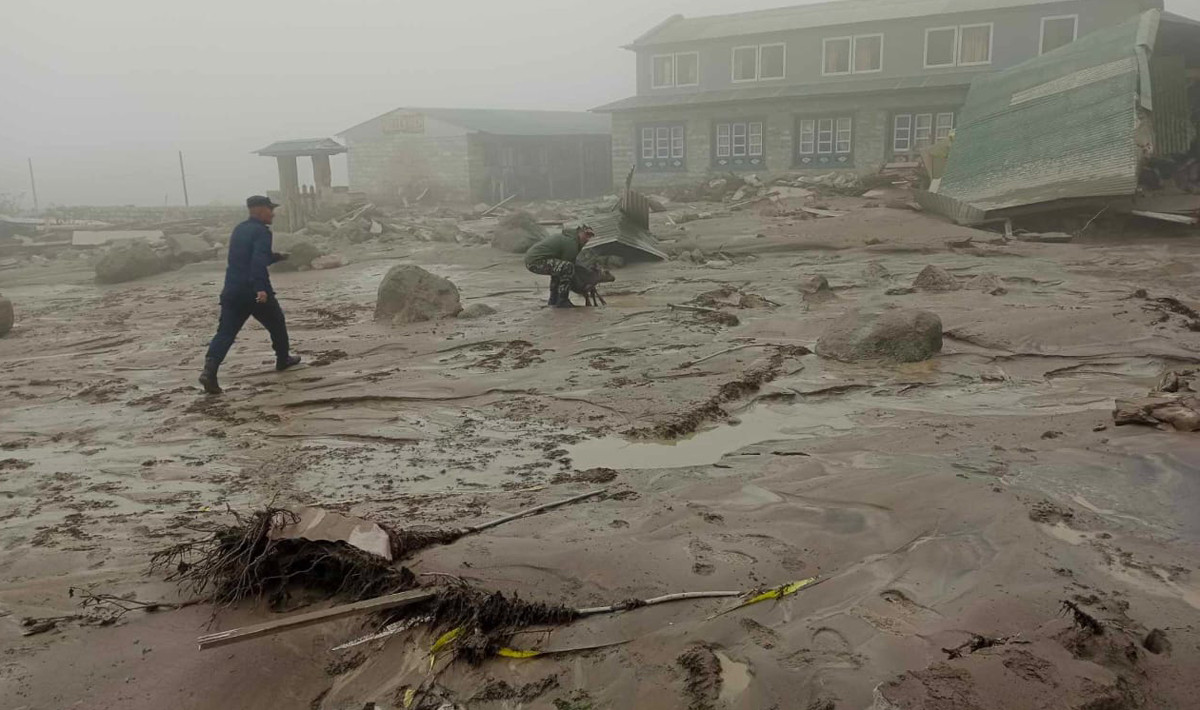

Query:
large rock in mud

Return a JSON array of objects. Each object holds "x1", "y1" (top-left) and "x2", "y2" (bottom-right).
[
  {"x1": 0, "y1": 294, "x2": 13, "y2": 337},
  {"x1": 271, "y1": 235, "x2": 324, "y2": 272},
  {"x1": 491, "y1": 212, "x2": 546, "y2": 254},
  {"x1": 912, "y1": 265, "x2": 961, "y2": 292},
  {"x1": 375, "y1": 265, "x2": 462, "y2": 324},
  {"x1": 94, "y1": 240, "x2": 169, "y2": 284},
  {"x1": 799, "y1": 275, "x2": 837, "y2": 303},
  {"x1": 816, "y1": 308, "x2": 943, "y2": 363},
  {"x1": 165, "y1": 233, "x2": 217, "y2": 265}
]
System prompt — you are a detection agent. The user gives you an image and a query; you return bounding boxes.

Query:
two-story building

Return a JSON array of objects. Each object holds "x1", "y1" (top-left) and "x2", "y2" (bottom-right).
[{"x1": 596, "y1": 0, "x2": 1161, "y2": 189}]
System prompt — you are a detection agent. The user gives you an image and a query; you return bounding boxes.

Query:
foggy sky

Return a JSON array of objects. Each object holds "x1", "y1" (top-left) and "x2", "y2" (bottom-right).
[{"x1": 3, "y1": 0, "x2": 1199, "y2": 208}]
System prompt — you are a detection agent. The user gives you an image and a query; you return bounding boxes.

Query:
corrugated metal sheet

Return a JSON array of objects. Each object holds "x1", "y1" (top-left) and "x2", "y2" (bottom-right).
[
  {"x1": 632, "y1": 0, "x2": 1074, "y2": 47},
  {"x1": 594, "y1": 72, "x2": 978, "y2": 112},
  {"x1": 583, "y1": 212, "x2": 668, "y2": 262},
  {"x1": 935, "y1": 11, "x2": 1159, "y2": 221}
]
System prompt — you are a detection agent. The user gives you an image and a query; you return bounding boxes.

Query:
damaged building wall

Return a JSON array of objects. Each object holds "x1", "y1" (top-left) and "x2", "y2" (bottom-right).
[
  {"x1": 342, "y1": 112, "x2": 473, "y2": 203},
  {"x1": 611, "y1": 87, "x2": 969, "y2": 190}
]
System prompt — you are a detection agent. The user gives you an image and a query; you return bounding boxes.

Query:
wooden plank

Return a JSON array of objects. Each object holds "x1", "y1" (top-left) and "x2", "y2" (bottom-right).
[
  {"x1": 1131, "y1": 210, "x2": 1198, "y2": 225},
  {"x1": 197, "y1": 589, "x2": 435, "y2": 650},
  {"x1": 482, "y1": 194, "x2": 516, "y2": 216},
  {"x1": 800, "y1": 206, "x2": 846, "y2": 218}
]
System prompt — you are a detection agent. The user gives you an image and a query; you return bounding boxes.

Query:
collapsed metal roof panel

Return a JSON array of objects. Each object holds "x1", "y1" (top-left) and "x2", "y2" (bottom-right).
[{"x1": 934, "y1": 10, "x2": 1160, "y2": 220}]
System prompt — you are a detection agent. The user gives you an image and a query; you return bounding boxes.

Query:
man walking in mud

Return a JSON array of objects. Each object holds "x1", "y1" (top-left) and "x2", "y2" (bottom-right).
[
  {"x1": 198, "y1": 195, "x2": 301, "y2": 394},
  {"x1": 525, "y1": 223, "x2": 594, "y2": 308}
]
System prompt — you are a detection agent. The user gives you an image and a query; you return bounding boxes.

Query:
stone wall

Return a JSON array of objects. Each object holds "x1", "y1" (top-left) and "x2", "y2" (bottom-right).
[
  {"x1": 610, "y1": 87, "x2": 969, "y2": 190},
  {"x1": 345, "y1": 134, "x2": 472, "y2": 203}
]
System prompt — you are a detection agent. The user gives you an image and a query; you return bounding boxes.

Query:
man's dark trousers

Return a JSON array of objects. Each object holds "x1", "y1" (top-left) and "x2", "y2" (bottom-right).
[{"x1": 205, "y1": 292, "x2": 290, "y2": 365}]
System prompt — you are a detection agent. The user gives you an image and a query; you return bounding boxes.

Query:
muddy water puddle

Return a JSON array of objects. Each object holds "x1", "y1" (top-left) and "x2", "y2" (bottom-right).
[{"x1": 567, "y1": 373, "x2": 1139, "y2": 470}]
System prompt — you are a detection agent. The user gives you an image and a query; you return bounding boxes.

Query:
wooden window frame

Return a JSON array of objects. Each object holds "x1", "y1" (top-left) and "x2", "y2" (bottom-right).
[
  {"x1": 822, "y1": 36, "x2": 853, "y2": 76},
  {"x1": 637, "y1": 123, "x2": 687, "y2": 172},
  {"x1": 890, "y1": 110, "x2": 955, "y2": 157},
  {"x1": 852, "y1": 33, "x2": 884, "y2": 74},
  {"x1": 758, "y1": 43, "x2": 787, "y2": 81},
  {"x1": 957, "y1": 23, "x2": 994, "y2": 67},
  {"x1": 650, "y1": 54, "x2": 674, "y2": 89},
  {"x1": 732, "y1": 45, "x2": 760, "y2": 83},
  {"x1": 713, "y1": 119, "x2": 766, "y2": 169},
  {"x1": 795, "y1": 115, "x2": 854, "y2": 167},
  {"x1": 674, "y1": 51, "x2": 700, "y2": 87},
  {"x1": 1040, "y1": 14, "x2": 1078, "y2": 55}
]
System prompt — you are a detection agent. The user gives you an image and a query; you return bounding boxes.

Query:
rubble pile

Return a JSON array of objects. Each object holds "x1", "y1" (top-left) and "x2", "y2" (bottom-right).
[{"x1": 1114, "y1": 369, "x2": 1200, "y2": 432}]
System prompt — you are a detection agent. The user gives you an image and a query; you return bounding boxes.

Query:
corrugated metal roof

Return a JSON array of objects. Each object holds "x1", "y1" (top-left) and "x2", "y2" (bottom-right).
[
  {"x1": 583, "y1": 211, "x2": 668, "y2": 261},
  {"x1": 254, "y1": 138, "x2": 347, "y2": 156},
  {"x1": 934, "y1": 10, "x2": 1159, "y2": 221},
  {"x1": 594, "y1": 72, "x2": 978, "y2": 112},
  {"x1": 633, "y1": 0, "x2": 1078, "y2": 47},
  {"x1": 341, "y1": 108, "x2": 611, "y2": 138}
]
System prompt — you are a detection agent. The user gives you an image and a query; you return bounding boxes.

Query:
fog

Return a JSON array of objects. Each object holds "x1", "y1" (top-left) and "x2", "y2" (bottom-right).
[{"x1": 3, "y1": 0, "x2": 1198, "y2": 208}]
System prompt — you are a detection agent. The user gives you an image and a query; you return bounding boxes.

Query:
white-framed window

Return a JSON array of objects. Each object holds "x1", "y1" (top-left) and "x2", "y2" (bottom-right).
[
  {"x1": 924, "y1": 24, "x2": 993, "y2": 68},
  {"x1": 652, "y1": 52, "x2": 700, "y2": 89},
  {"x1": 958, "y1": 23, "x2": 993, "y2": 66},
  {"x1": 675, "y1": 52, "x2": 700, "y2": 87},
  {"x1": 639, "y1": 124, "x2": 686, "y2": 171},
  {"x1": 732, "y1": 44, "x2": 785, "y2": 82},
  {"x1": 797, "y1": 115, "x2": 854, "y2": 166},
  {"x1": 1040, "y1": 15, "x2": 1078, "y2": 55},
  {"x1": 760, "y1": 43, "x2": 786, "y2": 80},
  {"x1": 822, "y1": 37, "x2": 852, "y2": 75},
  {"x1": 733, "y1": 46, "x2": 759, "y2": 82},
  {"x1": 714, "y1": 120, "x2": 765, "y2": 168},
  {"x1": 924, "y1": 26, "x2": 958, "y2": 68},
  {"x1": 823, "y1": 34, "x2": 882, "y2": 76},
  {"x1": 892, "y1": 111, "x2": 955, "y2": 155}
]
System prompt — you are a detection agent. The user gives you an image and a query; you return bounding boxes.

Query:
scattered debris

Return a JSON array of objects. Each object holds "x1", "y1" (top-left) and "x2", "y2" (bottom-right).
[
  {"x1": 310, "y1": 253, "x2": 347, "y2": 270},
  {"x1": 941, "y1": 633, "x2": 1026, "y2": 659},
  {"x1": 677, "y1": 644, "x2": 722, "y2": 710},
  {"x1": 1143, "y1": 628, "x2": 1171, "y2": 655},
  {"x1": 1061, "y1": 600, "x2": 1104, "y2": 635}
]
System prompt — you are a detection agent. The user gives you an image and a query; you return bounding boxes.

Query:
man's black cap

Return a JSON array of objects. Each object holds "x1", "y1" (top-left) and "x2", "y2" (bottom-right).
[{"x1": 246, "y1": 195, "x2": 279, "y2": 209}]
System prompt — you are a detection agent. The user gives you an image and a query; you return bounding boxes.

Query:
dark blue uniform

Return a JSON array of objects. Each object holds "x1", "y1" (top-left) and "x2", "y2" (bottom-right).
[{"x1": 204, "y1": 218, "x2": 289, "y2": 365}]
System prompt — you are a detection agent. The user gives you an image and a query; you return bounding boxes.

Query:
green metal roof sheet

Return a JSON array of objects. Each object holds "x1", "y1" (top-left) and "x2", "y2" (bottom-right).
[
  {"x1": 342, "y1": 108, "x2": 611, "y2": 138},
  {"x1": 935, "y1": 10, "x2": 1161, "y2": 219},
  {"x1": 254, "y1": 138, "x2": 347, "y2": 156}
]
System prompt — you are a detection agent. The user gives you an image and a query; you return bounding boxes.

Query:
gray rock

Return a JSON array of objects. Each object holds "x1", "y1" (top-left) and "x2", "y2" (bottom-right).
[
  {"x1": 271, "y1": 236, "x2": 323, "y2": 272},
  {"x1": 0, "y1": 294, "x2": 13, "y2": 337},
  {"x1": 310, "y1": 254, "x2": 347, "y2": 270},
  {"x1": 334, "y1": 221, "x2": 371, "y2": 243},
  {"x1": 375, "y1": 265, "x2": 462, "y2": 324},
  {"x1": 799, "y1": 275, "x2": 837, "y2": 303},
  {"x1": 912, "y1": 265, "x2": 961, "y2": 292},
  {"x1": 966, "y1": 273, "x2": 1007, "y2": 295},
  {"x1": 166, "y1": 233, "x2": 217, "y2": 264},
  {"x1": 862, "y1": 261, "x2": 890, "y2": 284},
  {"x1": 816, "y1": 308, "x2": 943, "y2": 363},
  {"x1": 95, "y1": 240, "x2": 169, "y2": 284},
  {"x1": 491, "y1": 212, "x2": 546, "y2": 254},
  {"x1": 458, "y1": 303, "x2": 497, "y2": 320}
]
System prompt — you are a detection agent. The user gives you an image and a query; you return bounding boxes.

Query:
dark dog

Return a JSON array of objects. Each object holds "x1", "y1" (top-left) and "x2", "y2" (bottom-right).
[{"x1": 571, "y1": 265, "x2": 616, "y2": 306}]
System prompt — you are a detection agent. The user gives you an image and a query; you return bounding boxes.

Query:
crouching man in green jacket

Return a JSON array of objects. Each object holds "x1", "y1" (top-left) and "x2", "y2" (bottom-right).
[{"x1": 525, "y1": 224, "x2": 594, "y2": 308}]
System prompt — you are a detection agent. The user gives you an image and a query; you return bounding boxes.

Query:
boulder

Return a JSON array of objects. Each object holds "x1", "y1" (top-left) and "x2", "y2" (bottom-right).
[
  {"x1": 816, "y1": 308, "x2": 943, "y2": 363},
  {"x1": 428, "y1": 219, "x2": 465, "y2": 243},
  {"x1": 95, "y1": 240, "x2": 170, "y2": 284},
  {"x1": 458, "y1": 303, "x2": 497, "y2": 320},
  {"x1": 334, "y1": 221, "x2": 371, "y2": 243},
  {"x1": 166, "y1": 233, "x2": 217, "y2": 264},
  {"x1": 0, "y1": 294, "x2": 13, "y2": 337},
  {"x1": 966, "y1": 273, "x2": 1007, "y2": 295},
  {"x1": 375, "y1": 265, "x2": 462, "y2": 324},
  {"x1": 491, "y1": 212, "x2": 545, "y2": 254},
  {"x1": 799, "y1": 275, "x2": 837, "y2": 303},
  {"x1": 912, "y1": 265, "x2": 961, "y2": 292},
  {"x1": 271, "y1": 236, "x2": 323, "y2": 272},
  {"x1": 862, "y1": 261, "x2": 890, "y2": 284}
]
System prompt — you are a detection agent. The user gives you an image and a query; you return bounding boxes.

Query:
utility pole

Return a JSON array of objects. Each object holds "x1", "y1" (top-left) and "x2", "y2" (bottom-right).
[
  {"x1": 27, "y1": 158, "x2": 39, "y2": 213},
  {"x1": 178, "y1": 151, "x2": 190, "y2": 207}
]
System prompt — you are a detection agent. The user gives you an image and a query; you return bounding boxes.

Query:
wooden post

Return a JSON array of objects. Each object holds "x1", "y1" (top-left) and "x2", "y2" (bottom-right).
[
  {"x1": 27, "y1": 158, "x2": 39, "y2": 213},
  {"x1": 178, "y1": 151, "x2": 190, "y2": 207}
]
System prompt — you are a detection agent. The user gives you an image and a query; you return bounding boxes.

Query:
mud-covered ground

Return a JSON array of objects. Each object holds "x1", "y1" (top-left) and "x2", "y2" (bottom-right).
[{"x1": 2, "y1": 194, "x2": 1200, "y2": 709}]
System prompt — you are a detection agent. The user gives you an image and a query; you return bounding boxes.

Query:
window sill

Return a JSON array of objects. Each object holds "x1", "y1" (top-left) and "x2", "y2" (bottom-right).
[
  {"x1": 713, "y1": 157, "x2": 767, "y2": 170},
  {"x1": 794, "y1": 155, "x2": 855, "y2": 168},
  {"x1": 639, "y1": 159, "x2": 688, "y2": 172}
]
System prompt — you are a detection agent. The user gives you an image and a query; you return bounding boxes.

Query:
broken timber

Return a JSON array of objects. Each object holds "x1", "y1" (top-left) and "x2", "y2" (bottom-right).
[
  {"x1": 482, "y1": 194, "x2": 516, "y2": 216},
  {"x1": 197, "y1": 588, "x2": 435, "y2": 650}
]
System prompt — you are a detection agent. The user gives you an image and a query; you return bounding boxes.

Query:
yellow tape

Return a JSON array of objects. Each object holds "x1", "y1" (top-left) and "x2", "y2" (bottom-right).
[
  {"x1": 740, "y1": 577, "x2": 819, "y2": 607},
  {"x1": 403, "y1": 687, "x2": 417, "y2": 709},
  {"x1": 430, "y1": 626, "x2": 463, "y2": 655}
]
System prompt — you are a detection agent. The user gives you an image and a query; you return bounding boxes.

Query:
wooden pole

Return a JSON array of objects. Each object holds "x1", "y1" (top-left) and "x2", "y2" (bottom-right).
[
  {"x1": 178, "y1": 151, "x2": 190, "y2": 207},
  {"x1": 27, "y1": 158, "x2": 39, "y2": 213},
  {"x1": 197, "y1": 588, "x2": 435, "y2": 650}
]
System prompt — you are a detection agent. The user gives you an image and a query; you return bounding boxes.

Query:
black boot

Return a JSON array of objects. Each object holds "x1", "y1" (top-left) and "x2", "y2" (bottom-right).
[
  {"x1": 548, "y1": 279, "x2": 560, "y2": 307},
  {"x1": 199, "y1": 358, "x2": 222, "y2": 394},
  {"x1": 556, "y1": 295, "x2": 577, "y2": 308},
  {"x1": 276, "y1": 354, "x2": 302, "y2": 371}
]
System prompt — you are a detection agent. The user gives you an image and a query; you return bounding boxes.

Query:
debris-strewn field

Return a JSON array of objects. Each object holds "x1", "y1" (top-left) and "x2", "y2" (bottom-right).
[{"x1": 3, "y1": 188, "x2": 1200, "y2": 710}]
